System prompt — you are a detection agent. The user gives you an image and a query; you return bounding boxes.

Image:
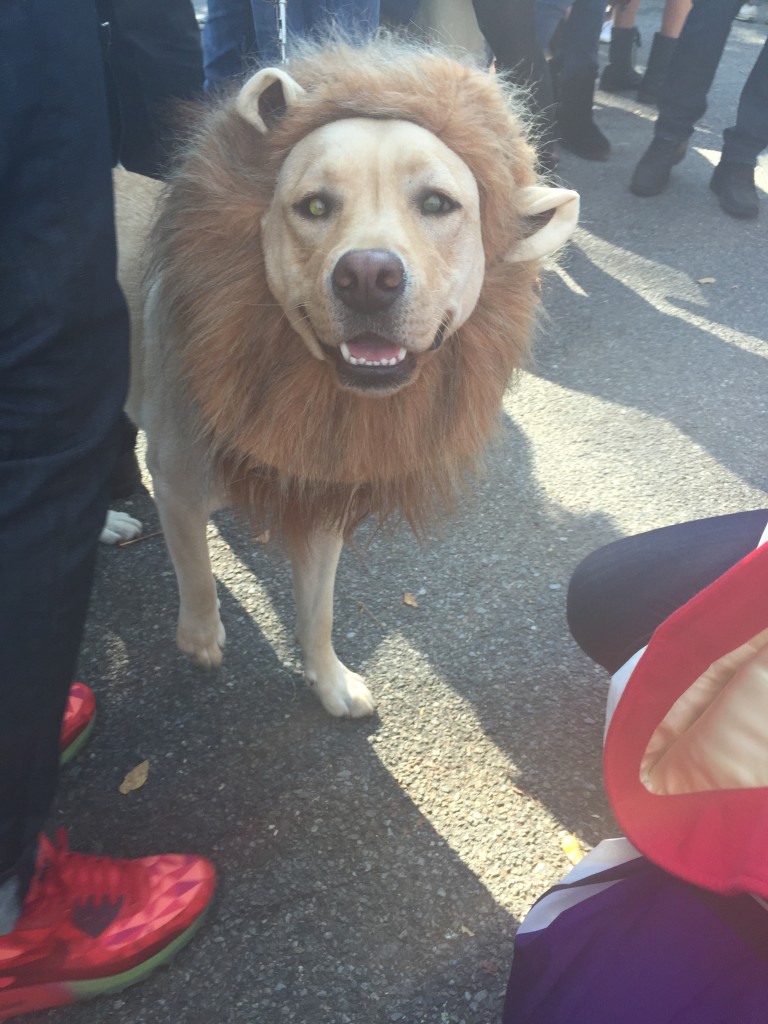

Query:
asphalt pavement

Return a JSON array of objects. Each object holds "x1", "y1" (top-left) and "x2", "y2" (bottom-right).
[{"x1": 40, "y1": 4, "x2": 768, "y2": 1023}]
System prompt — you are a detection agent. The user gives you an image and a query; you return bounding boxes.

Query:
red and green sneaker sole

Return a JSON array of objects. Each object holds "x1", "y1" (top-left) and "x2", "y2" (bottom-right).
[
  {"x1": 0, "y1": 906, "x2": 210, "y2": 1020},
  {"x1": 58, "y1": 712, "x2": 96, "y2": 767}
]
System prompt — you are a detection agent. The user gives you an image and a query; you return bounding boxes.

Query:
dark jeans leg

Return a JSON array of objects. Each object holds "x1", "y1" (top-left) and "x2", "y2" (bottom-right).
[
  {"x1": 288, "y1": 0, "x2": 381, "y2": 38},
  {"x1": 559, "y1": 0, "x2": 604, "y2": 79},
  {"x1": 106, "y1": 0, "x2": 204, "y2": 178},
  {"x1": 535, "y1": 0, "x2": 570, "y2": 51},
  {"x1": 655, "y1": 0, "x2": 742, "y2": 143},
  {"x1": 203, "y1": 0, "x2": 257, "y2": 89},
  {"x1": 472, "y1": 0, "x2": 554, "y2": 124},
  {"x1": 567, "y1": 510, "x2": 768, "y2": 675},
  {"x1": 0, "y1": 0, "x2": 129, "y2": 911},
  {"x1": 721, "y1": 35, "x2": 768, "y2": 165},
  {"x1": 251, "y1": 0, "x2": 284, "y2": 65}
]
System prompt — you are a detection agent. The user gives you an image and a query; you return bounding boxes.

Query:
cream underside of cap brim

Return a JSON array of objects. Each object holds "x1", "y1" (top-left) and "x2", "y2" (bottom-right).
[{"x1": 641, "y1": 627, "x2": 768, "y2": 795}]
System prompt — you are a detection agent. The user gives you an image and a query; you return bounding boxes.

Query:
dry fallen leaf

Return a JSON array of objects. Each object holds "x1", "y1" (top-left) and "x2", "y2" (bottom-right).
[
  {"x1": 697, "y1": 277, "x2": 716, "y2": 285},
  {"x1": 559, "y1": 830, "x2": 584, "y2": 865},
  {"x1": 403, "y1": 591, "x2": 419, "y2": 608},
  {"x1": 119, "y1": 760, "x2": 150, "y2": 795}
]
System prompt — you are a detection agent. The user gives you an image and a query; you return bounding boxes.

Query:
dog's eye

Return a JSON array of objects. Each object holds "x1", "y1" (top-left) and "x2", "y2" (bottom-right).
[
  {"x1": 296, "y1": 195, "x2": 332, "y2": 218},
  {"x1": 420, "y1": 192, "x2": 457, "y2": 215}
]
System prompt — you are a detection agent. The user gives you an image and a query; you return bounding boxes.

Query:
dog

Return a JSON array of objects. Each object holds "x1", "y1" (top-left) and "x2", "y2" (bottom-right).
[{"x1": 113, "y1": 37, "x2": 578, "y2": 718}]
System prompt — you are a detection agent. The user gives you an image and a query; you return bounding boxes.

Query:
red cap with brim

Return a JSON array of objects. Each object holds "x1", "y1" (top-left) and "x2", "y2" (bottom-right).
[{"x1": 604, "y1": 542, "x2": 768, "y2": 897}]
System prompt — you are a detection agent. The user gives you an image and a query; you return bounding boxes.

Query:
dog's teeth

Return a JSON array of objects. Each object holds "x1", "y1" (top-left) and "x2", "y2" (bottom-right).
[{"x1": 340, "y1": 345, "x2": 408, "y2": 368}]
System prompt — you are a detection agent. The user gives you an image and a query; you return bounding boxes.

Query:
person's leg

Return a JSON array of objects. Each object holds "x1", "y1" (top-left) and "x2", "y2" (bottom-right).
[
  {"x1": 535, "y1": 0, "x2": 571, "y2": 53},
  {"x1": 107, "y1": 0, "x2": 204, "y2": 175},
  {"x1": 380, "y1": 0, "x2": 421, "y2": 25},
  {"x1": 472, "y1": 0, "x2": 557, "y2": 171},
  {"x1": 332, "y1": 0, "x2": 381, "y2": 37},
  {"x1": 710, "y1": 37, "x2": 768, "y2": 218},
  {"x1": 559, "y1": 0, "x2": 603, "y2": 78},
  {"x1": 611, "y1": 0, "x2": 640, "y2": 29},
  {"x1": 631, "y1": 0, "x2": 742, "y2": 195},
  {"x1": 294, "y1": 0, "x2": 381, "y2": 38},
  {"x1": 600, "y1": 0, "x2": 642, "y2": 92},
  {"x1": 0, "y1": 9, "x2": 215, "y2": 1017},
  {"x1": 721, "y1": 34, "x2": 768, "y2": 165},
  {"x1": 555, "y1": 0, "x2": 611, "y2": 160},
  {"x1": 203, "y1": 0, "x2": 257, "y2": 89},
  {"x1": 0, "y1": 0, "x2": 129, "y2": 924},
  {"x1": 661, "y1": 0, "x2": 693, "y2": 36},
  {"x1": 655, "y1": 0, "x2": 741, "y2": 143},
  {"x1": 567, "y1": 510, "x2": 768, "y2": 675},
  {"x1": 636, "y1": 0, "x2": 692, "y2": 105},
  {"x1": 251, "y1": 0, "x2": 284, "y2": 65}
]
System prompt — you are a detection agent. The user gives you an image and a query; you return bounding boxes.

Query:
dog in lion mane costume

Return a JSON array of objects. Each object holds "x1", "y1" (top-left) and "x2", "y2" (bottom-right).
[{"x1": 118, "y1": 34, "x2": 578, "y2": 717}]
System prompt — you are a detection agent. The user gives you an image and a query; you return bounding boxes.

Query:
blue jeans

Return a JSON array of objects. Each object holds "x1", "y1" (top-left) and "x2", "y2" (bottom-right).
[
  {"x1": 203, "y1": 0, "x2": 283, "y2": 85},
  {"x1": 288, "y1": 0, "x2": 380, "y2": 36},
  {"x1": 203, "y1": 0, "x2": 381, "y2": 88},
  {"x1": 656, "y1": 0, "x2": 768, "y2": 165},
  {"x1": 535, "y1": 0, "x2": 604, "y2": 78},
  {"x1": 103, "y1": 0, "x2": 204, "y2": 177},
  {"x1": 0, "y1": 0, "x2": 128, "y2": 922}
]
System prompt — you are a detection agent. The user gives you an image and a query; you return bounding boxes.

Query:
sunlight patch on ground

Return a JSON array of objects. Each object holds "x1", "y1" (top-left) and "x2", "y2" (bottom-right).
[
  {"x1": 551, "y1": 263, "x2": 588, "y2": 297},
  {"x1": 367, "y1": 633, "x2": 570, "y2": 912},
  {"x1": 503, "y1": 374, "x2": 758, "y2": 535},
  {"x1": 574, "y1": 226, "x2": 768, "y2": 359}
]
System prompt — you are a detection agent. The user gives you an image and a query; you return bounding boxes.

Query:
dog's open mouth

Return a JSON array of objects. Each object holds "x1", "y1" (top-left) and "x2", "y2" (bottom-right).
[{"x1": 321, "y1": 333, "x2": 417, "y2": 392}]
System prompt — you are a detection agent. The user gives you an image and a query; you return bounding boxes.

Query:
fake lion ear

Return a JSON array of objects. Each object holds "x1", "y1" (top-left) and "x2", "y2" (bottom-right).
[
  {"x1": 507, "y1": 186, "x2": 580, "y2": 263},
  {"x1": 236, "y1": 68, "x2": 306, "y2": 134}
]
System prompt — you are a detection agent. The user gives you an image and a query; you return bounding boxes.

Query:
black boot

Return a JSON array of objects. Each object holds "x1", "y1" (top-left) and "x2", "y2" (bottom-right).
[
  {"x1": 556, "y1": 69, "x2": 610, "y2": 161},
  {"x1": 710, "y1": 161, "x2": 759, "y2": 219},
  {"x1": 108, "y1": 412, "x2": 147, "y2": 498},
  {"x1": 630, "y1": 137, "x2": 688, "y2": 196},
  {"x1": 599, "y1": 27, "x2": 642, "y2": 92},
  {"x1": 637, "y1": 32, "x2": 678, "y2": 106}
]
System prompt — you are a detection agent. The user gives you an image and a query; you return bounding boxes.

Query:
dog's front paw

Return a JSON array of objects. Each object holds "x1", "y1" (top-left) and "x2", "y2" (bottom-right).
[
  {"x1": 306, "y1": 660, "x2": 375, "y2": 718},
  {"x1": 177, "y1": 617, "x2": 227, "y2": 669},
  {"x1": 100, "y1": 510, "x2": 143, "y2": 545}
]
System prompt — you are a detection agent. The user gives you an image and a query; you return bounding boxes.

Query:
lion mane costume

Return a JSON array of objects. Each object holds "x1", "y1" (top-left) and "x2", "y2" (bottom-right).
[{"x1": 146, "y1": 37, "x2": 577, "y2": 546}]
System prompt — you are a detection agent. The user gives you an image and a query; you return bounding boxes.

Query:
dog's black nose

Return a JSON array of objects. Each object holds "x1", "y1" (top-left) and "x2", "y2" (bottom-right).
[{"x1": 332, "y1": 249, "x2": 405, "y2": 313}]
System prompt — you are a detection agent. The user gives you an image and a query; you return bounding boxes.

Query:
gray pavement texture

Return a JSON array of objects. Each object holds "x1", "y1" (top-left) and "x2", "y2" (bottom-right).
[{"x1": 41, "y1": 5, "x2": 768, "y2": 1023}]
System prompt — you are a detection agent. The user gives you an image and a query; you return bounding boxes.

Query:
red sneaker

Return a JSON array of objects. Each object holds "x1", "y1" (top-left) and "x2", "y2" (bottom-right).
[
  {"x1": 59, "y1": 682, "x2": 96, "y2": 766},
  {"x1": 0, "y1": 831, "x2": 215, "y2": 1020}
]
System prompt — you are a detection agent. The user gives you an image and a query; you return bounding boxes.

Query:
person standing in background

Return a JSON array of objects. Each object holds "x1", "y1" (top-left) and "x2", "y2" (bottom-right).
[{"x1": 630, "y1": 0, "x2": 768, "y2": 218}]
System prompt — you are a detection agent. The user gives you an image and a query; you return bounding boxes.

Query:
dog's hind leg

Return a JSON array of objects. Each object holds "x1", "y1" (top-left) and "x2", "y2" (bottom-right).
[
  {"x1": 153, "y1": 478, "x2": 226, "y2": 669},
  {"x1": 287, "y1": 529, "x2": 375, "y2": 718}
]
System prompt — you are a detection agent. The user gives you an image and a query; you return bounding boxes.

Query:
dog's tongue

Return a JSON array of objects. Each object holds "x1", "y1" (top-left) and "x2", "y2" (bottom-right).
[{"x1": 347, "y1": 338, "x2": 401, "y2": 361}]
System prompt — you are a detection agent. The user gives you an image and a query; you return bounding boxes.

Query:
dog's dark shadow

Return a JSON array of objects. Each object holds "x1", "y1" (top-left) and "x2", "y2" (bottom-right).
[
  {"x1": 66, "y1": 515, "x2": 525, "y2": 1024},
  {"x1": 60, "y1": 404, "x2": 622, "y2": 1023}
]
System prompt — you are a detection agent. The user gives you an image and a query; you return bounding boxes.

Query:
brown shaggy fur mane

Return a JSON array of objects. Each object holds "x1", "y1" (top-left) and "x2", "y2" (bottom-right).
[{"x1": 148, "y1": 36, "x2": 543, "y2": 547}]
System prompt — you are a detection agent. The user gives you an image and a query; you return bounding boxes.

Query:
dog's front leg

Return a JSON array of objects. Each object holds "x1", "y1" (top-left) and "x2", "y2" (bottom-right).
[
  {"x1": 153, "y1": 481, "x2": 226, "y2": 669},
  {"x1": 287, "y1": 529, "x2": 375, "y2": 718}
]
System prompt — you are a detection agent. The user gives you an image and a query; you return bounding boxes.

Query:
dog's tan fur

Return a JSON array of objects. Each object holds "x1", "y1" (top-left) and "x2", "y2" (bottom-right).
[{"x1": 117, "y1": 37, "x2": 578, "y2": 717}]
